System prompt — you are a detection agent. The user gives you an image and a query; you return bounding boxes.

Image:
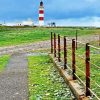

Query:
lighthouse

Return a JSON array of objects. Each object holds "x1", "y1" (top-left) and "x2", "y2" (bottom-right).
[{"x1": 39, "y1": 0, "x2": 44, "y2": 26}]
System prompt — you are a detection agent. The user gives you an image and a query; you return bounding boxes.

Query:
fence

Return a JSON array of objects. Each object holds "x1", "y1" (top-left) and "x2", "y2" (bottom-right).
[{"x1": 50, "y1": 32, "x2": 100, "y2": 100}]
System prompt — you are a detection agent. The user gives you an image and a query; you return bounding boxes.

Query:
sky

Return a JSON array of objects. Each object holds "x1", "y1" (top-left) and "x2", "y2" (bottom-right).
[{"x1": 0, "y1": 0, "x2": 100, "y2": 26}]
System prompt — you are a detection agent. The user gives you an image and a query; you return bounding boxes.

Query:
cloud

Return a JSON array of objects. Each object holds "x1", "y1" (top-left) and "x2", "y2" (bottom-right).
[
  {"x1": 44, "y1": 0, "x2": 100, "y2": 20},
  {"x1": 46, "y1": 16, "x2": 100, "y2": 27},
  {"x1": 85, "y1": 0, "x2": 99, "y2": 2},
  {"x1": 3, "y1": 16, "x2": 100, "y2": 27},
  {"x1": 5, "y1": 19, "x2": 33, "y2": 26},
  {"x1": 0, "y1": 0, "x2": 100, "y2": 27}
]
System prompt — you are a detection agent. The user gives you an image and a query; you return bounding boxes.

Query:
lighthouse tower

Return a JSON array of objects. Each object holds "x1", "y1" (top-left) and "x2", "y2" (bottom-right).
[{"x1": 39, "y1": 0, "x2": 44, "y2": 26}]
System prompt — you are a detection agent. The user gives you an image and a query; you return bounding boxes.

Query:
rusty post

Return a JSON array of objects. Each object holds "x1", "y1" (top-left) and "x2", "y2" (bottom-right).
[
  {"x1": 64, "y1": 36, "x2": 67, "y2": 69},
  {"x1": 99, "y1": 34, "x2": 100, "y2": 46},
  {"x1": 86, "y1": 43, "x2": 91, "y2": 96},
  {"x1": 54, "y1": 33, "x2": 56, "y2": 57},
  {"x1": 58, "y1": 34, "x2": 61, "y2": 62},
  {"x1": 51, "y1": 32, "x2": 53, "y2": 54},
  {"x1": 76, "y1": 30, "x2": 78, "y2": 50},
  {"x1": 72, "y1": 39, "x2": 76, "y2": 80}
]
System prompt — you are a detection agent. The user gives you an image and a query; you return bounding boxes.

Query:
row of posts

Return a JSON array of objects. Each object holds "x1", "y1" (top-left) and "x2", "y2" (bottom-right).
[{"x1": 51, "y1": 32, "x2": 90, "y2": 97}]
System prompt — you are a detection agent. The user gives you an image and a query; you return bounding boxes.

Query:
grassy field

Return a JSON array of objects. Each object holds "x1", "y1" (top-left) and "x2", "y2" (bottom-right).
[
  {"x1": 28, "y1": 55, "x2": 73, "y2": 100},
  {"x1": 61, "y1": 44, "x2": 100, "y2": 99},
  {"x1": 0, "y1": 26, "x2": 100, "y2": 46},
  {"x1": 0, "y1": 26, "x2": 100, "y2": 99},
  {"x1": 28, "y1": 48, "x2": 100, "y2": 99},
  {"x1": 0, "y1": 55, "x2": 10, "y2": 72}
]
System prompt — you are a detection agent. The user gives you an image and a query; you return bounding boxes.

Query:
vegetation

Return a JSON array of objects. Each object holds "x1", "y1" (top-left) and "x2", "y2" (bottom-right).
[
  {"x1": 0, "y1": 55, "x2": 10, "y2": 72},
  {"x1": 0, "y1": 26, "x2": 99, "y2": 99},
  {"x1": 28, "y1": 55, "x2": 73, "y2": 100},
  {"x1": 61, "y1": 44, "x2": 100, "y2": 98},
  {"x1": 0, "y1": 26, "x2": 99, "y2": 46}
]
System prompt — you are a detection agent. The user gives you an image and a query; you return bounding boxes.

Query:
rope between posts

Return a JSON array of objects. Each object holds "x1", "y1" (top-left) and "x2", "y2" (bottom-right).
[
  {"x1": 74, "y1": 73, "x2": 86, "y2": 87},
  {"x1": 75, "y1": 53, "x2": 85, "y2": 60},
  {"x1": 51, "y1": 32, "x2": 100, "y2": 99},
  {"x1": 89, "y1": 77, "x2": 100, "y2": 88},
  {"x1": 74, "y1": 39, "x2": 86, "y2": 45},
  {"x1": 89, "y1": 61, "x2": 100, "y2": 69},
  {"x1": 75, "y1": 65, "x2": 86, "y2": 76},
  {"x1": 88, "y1": 88, "x2": 100, "y2": 100},
  {"x1": 89, "y1": 45, "x2": 100, "y2": 50}
]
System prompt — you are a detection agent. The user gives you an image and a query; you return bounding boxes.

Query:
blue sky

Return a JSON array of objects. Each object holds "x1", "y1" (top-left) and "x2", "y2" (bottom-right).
[{"x1": 0, "y1": 0, "x2": 100, "y2": 26}]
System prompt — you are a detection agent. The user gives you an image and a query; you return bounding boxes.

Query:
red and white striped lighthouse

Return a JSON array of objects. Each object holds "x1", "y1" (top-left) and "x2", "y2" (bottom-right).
[{"x1": 39, "y1": 0, "x2": 44, "y2": 26}]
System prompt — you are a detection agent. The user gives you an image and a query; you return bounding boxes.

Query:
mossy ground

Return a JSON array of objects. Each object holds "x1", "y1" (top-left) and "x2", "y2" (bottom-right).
[
  {"x1": 61, "y1": 44, "x2": 100, "y2": 98},
  {"x1": 0, "y1": 55, "x2": 10, "y2": 72},
  {"x1": 28, "y1": 55, "x2": 73, "y2": 100}
]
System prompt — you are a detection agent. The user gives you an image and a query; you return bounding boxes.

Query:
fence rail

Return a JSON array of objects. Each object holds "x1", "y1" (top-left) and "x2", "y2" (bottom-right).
[{"x1": 50, "y1": 32, "x2": 100, "y2": 100}]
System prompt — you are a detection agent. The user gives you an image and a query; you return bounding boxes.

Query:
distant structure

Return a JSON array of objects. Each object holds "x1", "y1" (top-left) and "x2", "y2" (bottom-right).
[
  {"x1": 22, "y1": 18, "x2": 34, "y2": 26},
  {"x1": 16, "y1": 19, "x2": 34, "y2": 26},
  {"x1": 39, "y1": 0, "x2": 44, "y2": 26},
  {"x1": 0, "y1": 24, "x2": 3, "y2": 26},
  {"x1": 48, "y1": 22, "x2": 56, "y2": 27}
]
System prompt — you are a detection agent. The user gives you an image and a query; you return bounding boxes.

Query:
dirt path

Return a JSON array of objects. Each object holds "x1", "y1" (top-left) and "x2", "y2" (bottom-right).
[
  {"x1": 0, "y1": 34, "x2": 99, "y2": 55},
  {"x1": 0, "y1": 40, "x2": 50, "y2": 55},
  {"x1": 0, "y1": 53, "x2": 28, "y2": 100},
  {"x1": 68, "y1": 34, "x2": 99, "y2": 43}
]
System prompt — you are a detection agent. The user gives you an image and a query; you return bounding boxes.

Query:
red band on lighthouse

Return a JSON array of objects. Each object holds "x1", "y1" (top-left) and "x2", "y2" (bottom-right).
[
  {"x1": 39, "y1": 10, "x2": 44, "y2": 14},
  {"x1": 39, "y1": 17, "x2": 44, "y2": 20}
]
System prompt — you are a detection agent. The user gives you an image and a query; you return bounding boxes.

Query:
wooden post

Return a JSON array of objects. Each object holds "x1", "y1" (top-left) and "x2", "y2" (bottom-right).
[
  {"x1": 54, "y1": 33, "x2": 56, "y2": 57},
  {"x1": 72, "y1": 39, "x2": 76, "y2": 80},
  {"x1": 58, "y1": 34, "x2": 61, "y2": 62},
  {"x1": 51, "y1": 32, "x2": 53, "y2": 54},
  {"x1": 76, "y1": 30, "x2": 78, "y2": 50},
  {"x1": 86, "y1": 43, "x2": 91, "y2": 96},
  {"x1": 64, "y1": 36, "x2": 67, "y2": 69},
  {"x1": 99, "y1": 34, "x2": 100, "y2": 46}
]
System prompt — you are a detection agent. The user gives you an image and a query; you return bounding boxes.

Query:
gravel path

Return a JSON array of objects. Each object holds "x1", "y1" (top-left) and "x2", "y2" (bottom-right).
[
  {"x1": 0, "y1": 53, "x2": 28, "y2": 100},
  {"x1": 0, "y1": 34, "x2": 99, "y2": 55},
  {"x1": 0, "y1": 40, "x2": 50, "y2": 55}
]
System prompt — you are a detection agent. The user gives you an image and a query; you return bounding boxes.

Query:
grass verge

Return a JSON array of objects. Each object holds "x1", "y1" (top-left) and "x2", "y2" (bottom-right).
[
  {"x1": 0, "y1": 55, "x2": 10, "y2": 72},
  {"x1": 61, "y1": 45, "x2": 100, "y2": 99},
  {"x1": 28, "y1": 54, "x2": 73, "y2": 100}
]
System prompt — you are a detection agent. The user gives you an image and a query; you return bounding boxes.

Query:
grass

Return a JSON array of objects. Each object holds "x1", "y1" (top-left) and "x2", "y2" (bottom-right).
[
  {"x1": 0, "y1": 55, "x2": 10, "y2": 72},
  {"x1": 28, "y1": 55, "x2": 73, "y2": 100},
  {"x1": 61, "y1": 45, "x2": 100, "y2": 99},
  {"x1": 0, "y1": 26, "x2": 99, "y2": 98},
  {"x1": 0, "y1": 26, "x2": 100, "y2": 47}
]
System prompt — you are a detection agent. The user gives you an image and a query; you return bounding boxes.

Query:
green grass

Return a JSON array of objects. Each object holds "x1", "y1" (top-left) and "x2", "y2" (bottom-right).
[
  {"x1": 28, "y1": 55, "x2": 72, "y2": 100},
  {"x1": 0, "y1": 55, "x2": 10, "y2": 72},
  {"x1": 60, "y1": 41, "x2": 100, "y2": 98},
  {"x1": 0, "y1": 26, "x2": 99, "y2": 46},
  {"x1": 61, "y1": 45, "x2": 100, "y2": 98}
]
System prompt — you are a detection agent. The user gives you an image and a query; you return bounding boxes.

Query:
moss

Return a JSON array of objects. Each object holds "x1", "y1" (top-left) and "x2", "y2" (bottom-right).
[
  {"x1": 28, "y1": 55, "x2": 72, "y2": 100},
  {"x1": 0, "y1": 55, "x2": 10, "y2": 72}
]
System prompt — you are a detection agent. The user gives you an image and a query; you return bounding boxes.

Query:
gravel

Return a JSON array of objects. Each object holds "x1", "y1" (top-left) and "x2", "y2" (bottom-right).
[
  {"x1": 0, "y1": 53, "x2": 28, "y2": 100},
  {"x1": 0, "y1": 40, "x2": 50, "y2": 55},
  {"x1": 0, "y1": 34, "x2": 99, "y2": 55}
]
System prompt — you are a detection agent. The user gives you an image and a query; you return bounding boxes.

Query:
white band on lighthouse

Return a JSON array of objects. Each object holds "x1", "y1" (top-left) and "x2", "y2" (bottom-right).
[
  {"x1": 39, "y1": 14, "x2": 44, "y2": 17},
  {"x1": 39, "y1": 21, "x2": 44, "y2": 26},
  {"x1": 39, "y1": 8, "x2": 44, "y2": 10}
]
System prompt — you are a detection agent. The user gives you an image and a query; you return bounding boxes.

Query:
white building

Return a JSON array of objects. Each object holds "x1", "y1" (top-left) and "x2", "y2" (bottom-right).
[{"x1": 21, "y1": 19, "x2": 34, "y2": 26}]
